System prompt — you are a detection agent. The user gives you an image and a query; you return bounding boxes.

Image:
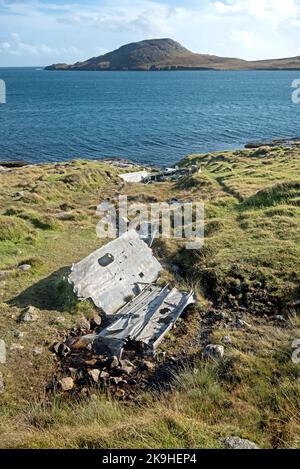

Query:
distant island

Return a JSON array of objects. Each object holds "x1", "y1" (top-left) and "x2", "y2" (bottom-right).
[{"x1": 45, "y1": 38, "x2": 300, "y2": 71}]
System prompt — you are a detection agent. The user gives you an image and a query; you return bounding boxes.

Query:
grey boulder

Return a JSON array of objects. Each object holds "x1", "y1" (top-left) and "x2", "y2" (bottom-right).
[{"x1": 222, "y1": 436, "x2": 259, "y2": 449}]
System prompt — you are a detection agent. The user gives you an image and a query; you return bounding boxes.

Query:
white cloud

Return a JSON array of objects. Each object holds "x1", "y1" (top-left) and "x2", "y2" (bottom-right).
[
  {"x1": 56, "y1": 2, "x2": 178, "y2": 36},
  {"x1": 0, "y1": 32, "x2": 81, "y2": 57},
  {"x1": 213, "y1": 0, "x2": 299, "y2": 24},
  {"x1": 230, "y1": 30, "x2": 260, "y2": 49},
  {"x1": 1, "y1": 0, "x2": 300, "y2": 65}
]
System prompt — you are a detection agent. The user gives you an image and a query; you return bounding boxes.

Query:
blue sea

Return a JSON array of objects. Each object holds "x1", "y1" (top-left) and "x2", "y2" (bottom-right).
[{"x1": 0, "y1": 68, "x2": 300, "y2": 167}]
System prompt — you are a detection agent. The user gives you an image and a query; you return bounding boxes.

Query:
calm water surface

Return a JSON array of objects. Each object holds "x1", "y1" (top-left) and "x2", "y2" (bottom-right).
[{"x1": 0, "y1": 68, "x2": 300, "y2": 166}]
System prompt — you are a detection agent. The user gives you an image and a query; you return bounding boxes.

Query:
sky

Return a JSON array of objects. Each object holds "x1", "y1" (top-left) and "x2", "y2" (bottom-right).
[{"x1": 1, "y1": 0, "x2": 300, "y2": 66}]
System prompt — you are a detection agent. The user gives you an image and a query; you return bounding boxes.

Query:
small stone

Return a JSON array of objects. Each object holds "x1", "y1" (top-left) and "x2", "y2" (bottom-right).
[
  {"x1": 110, "y1": 376, "x2": 126, "y2": 385},
  {"x1": 32, "y1": 347, "x2": 43, "y2": 356},
  {"x1": 119, "y1": 359, "x2": 135, "y2": 375},
  {"x1": 78, "y1": 317, "x2": 91, "y2": 332},
  {"x1": 10, "y1": 343, "x2": 24, "y2": 352},
  {"x1": 235, "y1": 318, "x2": 251, "y2": 329},
  {"x1": 18, "y1": 264, "x2": 32, "y2": 272},
  {"x1": 222, "y1": 436, "x2": 259, "y2": 450},
  {"x1": 91, "y1": 313, "x2": 102, "y2": 328},
  {"x1": 274, "y1": 315, "x2": 286, "y2": 323},
  {"x1": 100, "y1": 371, "x2": 110, "y2": 380},
  {"x1": 60, "y1": 377, "x2": 74, "y2": 391},
  {"x1": 85, "y1": 358, "x2": 97, "y2": 366},
  {"x1": 0, "y1": 372, "x2": 4, "y2": 394},
  {"x1": 120, "y1": 359, "x2": 135, "y2": 368},
  {"x1": 56, "y1": 211, "x2": 72, "y2": 220},
  {"x1": 14, "y1": 331, "x2": 24, "y2": 339},
  {"x1": 13, "y1": 191, "x2": 24, "y2": 200},
  {"x1": 88, "y1": 369, "x2": 100, "y2": 383},
  {"x1": 223, "y1": 336, "x2": 232, "y2": 345},
  {"x1": 119, "y1": 365, "x2": 134, "y2": 375},
  {"x1": 143, "y1": 360, "x2": 155, "y2": 371},
  {"x1": 71, "y1": 334, "x2": 95, "y2": 350},
  {"x1": 53, "y1": 342, "x2": 71, "y2": 357},
  {"x1": 19, "y1": 306, "x2": 38, "y2": 322},
  {"x1": 115, "y1": 388, "x2": 126, "y2": 399},
  {"x1": 0, "y1": 339, "x2": 6, "y2": 364},
  {"x1": 110, "y1": 356, "x2": 119, "y2": 368},
  {"x1": 203, "y1": 344, "x2": 224, "y2": 360}
]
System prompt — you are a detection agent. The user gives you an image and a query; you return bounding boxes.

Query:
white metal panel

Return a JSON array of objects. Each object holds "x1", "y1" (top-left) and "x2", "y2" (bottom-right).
[
  {"x1": 119, "y1": 171, "x2": 149, "y2": 183},
  {"x1": 69, "y1": 230, "x2": 162, "y2": 315}
]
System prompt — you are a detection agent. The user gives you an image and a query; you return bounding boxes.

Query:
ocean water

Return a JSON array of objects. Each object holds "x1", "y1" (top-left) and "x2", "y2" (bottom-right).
[{"x1": 0, "y1": 68, "x2": 300, "y2": 167}]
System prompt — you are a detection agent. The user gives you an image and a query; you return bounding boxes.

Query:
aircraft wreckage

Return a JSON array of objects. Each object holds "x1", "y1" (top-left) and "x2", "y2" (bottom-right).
[{"x1": 69, "y1": 230, "x2": 195, "y2": 357}]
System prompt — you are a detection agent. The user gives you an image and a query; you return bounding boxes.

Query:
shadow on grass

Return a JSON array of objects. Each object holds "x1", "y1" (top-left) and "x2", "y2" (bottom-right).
[{"x1": 8, "y1": 266, "x2": 76, "y2": 311}]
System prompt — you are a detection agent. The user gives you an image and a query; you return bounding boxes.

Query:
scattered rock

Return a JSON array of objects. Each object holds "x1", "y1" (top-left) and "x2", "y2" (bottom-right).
[
  {"x1": 19, "y1": 306, "x2": 38, "y2": 322},
  {"x1": 10, "y1": 343, "x2": 24, "y2": 352},
  {"x1": 273, "y1": 315, "x2": 286, "y2": 323},
  {"x1": 110, "y1": 356, "x2": 119, "y2": 368},
  {"x1": 0, "y1": 339, "x2": 6, "y2": 364},
  {"x1": 85, "y1": 358, "x2": 97, "y2": 366},
  {"x1": 0, "y1": 166, "x2": 11, "y2": 173},
  {"x1": 100, "y1": 371, "x2": 110, "y2": 380},
  {"x1": 71, "y1": 334, "x2": 95, "y2": 350},
  {"x1": 78, "y1": 317, "x2": 91, "y2": 332},
  {"x1": 110, "y1": 376, "x2": 125, "y2": 385},
  {"x1": 13, "y1": 191, "x2": 24, "y2": 200},
  {"x1": 222, "y1": 436, "x2": 259, "y2": 450},
  {"x1": 88, "y1": 369, "x2": 100, "y2": 383},
  {"x1": 60, "y1": 377, "x2": 74, "y2": 391},
  {"x1": 91, "y1": 313, "x2": 102, "y2": 328},
  {"x1": 18, "y1": 264, "x2": 32, "y2": 272},
  {"x1": 32, "y1": 347, "x2": 43, "y2": 356},
  {"x1": 14, "y1": 331, "x2": 24, "y2": 339},
  {"x1": 119, "y1": 359, "x2": 135, "y2": 375},
  {"x1": 143, "y1": 360, "x2": 156, "y2": 371},
  {"x1": 223, "y1": 336, "x2": 232, "y2": 345},
  {"x1": 203, "y1": 344, "x2": 225, "y2": 360},
  {"x1": 119, "y1": 365, "x2": 134, "y2": 375},
  {"x1": 115, "y1": 388, "x2": 126, "y2": 399},
  {"x1": 55, "y1": 211, "x2": 72, "y2": 220},
  {"x1": 53, "y1": 342, "x2": 71, "y2": 357},
  {"x1": 234, "y1": 318, "x2": 251, "y2": 329},
  {"x1": 0, "y1": 372, "x2": 4, "y2": 394}
]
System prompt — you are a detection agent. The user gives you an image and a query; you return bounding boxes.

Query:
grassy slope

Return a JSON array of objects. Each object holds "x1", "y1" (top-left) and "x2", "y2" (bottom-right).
[{"x1": 0, "y1": 146, "x2": 300, "y2": 449}]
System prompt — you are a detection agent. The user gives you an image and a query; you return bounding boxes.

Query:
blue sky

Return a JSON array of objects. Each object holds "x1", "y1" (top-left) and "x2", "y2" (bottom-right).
[{"x1": 1, "y1": 0, "x2": 300, "y2": 66}]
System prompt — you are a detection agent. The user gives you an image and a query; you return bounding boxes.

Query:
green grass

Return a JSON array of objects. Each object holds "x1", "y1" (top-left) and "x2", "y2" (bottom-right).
[{"x1": 0, "y1": 148, "x2": 300, "y2": 448}]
